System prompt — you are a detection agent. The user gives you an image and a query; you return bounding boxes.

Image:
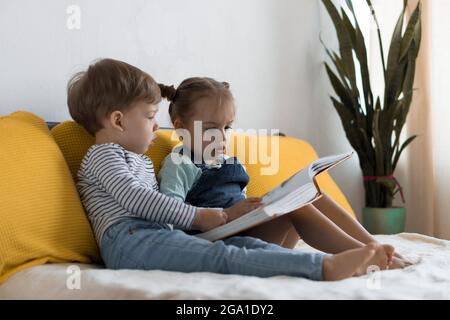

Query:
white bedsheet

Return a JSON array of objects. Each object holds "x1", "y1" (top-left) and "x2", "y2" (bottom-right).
[{"x1": 1, "y1": 233, "x2": 449, "y2": 299}]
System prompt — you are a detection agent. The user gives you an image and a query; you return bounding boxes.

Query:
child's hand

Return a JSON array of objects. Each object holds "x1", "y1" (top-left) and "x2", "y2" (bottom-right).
[
  {"x1": 224, "y1": 197, "x2": 263, "y2": 222},
  {"x1": 192, "y1": 208, "x2": 228, "y2": 232}
]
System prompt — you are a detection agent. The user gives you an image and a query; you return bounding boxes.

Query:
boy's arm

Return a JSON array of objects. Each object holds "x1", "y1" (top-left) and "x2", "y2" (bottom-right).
[
  {"x1": 89, "y1": 145, "x2": 196, "y2": 229},
  {"x1": 158, "y1": 153, "x2": 202, "y2": 202}
]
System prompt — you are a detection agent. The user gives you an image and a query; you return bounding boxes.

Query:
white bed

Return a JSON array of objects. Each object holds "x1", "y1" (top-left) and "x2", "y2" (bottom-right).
[{"x1": 1, "y1": 233, "x2": 449, "y2": 299}]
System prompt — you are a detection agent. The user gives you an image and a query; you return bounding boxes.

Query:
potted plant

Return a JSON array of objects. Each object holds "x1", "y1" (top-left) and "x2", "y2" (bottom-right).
[{"x1": 321, "y1": 0, "x2": 422, "y2": 234}]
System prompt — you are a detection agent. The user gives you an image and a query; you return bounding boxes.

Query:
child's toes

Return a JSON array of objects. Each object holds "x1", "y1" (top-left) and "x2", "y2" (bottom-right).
[
  {"x1": 373, "y1": 247, "x2": 389, "y2": 270},
  {"x1": 382, "y1": 244, "x2": 395, "y2": 261}
]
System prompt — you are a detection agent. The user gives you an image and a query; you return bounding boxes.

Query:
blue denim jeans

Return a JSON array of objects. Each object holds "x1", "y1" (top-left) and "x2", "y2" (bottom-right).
[{"x1": 100, "y1": 217, "x2": 325, "y2": 280}]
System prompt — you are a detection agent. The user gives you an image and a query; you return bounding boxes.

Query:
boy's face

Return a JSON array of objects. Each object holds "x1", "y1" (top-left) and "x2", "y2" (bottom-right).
[{"x1": 120, "y1": 101, "x2": 160, "y2": 154}]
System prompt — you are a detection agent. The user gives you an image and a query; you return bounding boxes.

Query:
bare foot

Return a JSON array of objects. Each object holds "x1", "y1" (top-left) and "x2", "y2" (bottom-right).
[
  {"x1": 354, "y1": 243, "x2": 395, "y2": 275},
  {"x1": 322, "y1": 243, "x2": 394, "y2": 281},
  {"x1": 322, "y1": 244, "x2": 376, "y2": 281},
  {"x1": 368, "y1": 244, "x2": 412, "y2": 269},
  {"x1": 389, "y1": 256, "x2": 413, "y2": 269}
]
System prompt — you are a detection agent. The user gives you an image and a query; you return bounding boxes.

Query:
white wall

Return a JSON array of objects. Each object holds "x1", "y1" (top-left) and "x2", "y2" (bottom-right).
[
  {"x1": 0, "y1": 0, "x2": 380, "y2": 219},
  {"x1": 0, "y1": 0, "x2": 321, "y2": 133}
]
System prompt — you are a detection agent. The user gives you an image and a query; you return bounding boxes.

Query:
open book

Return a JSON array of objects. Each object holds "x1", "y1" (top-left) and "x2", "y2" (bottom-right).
[{"x1": 194, "y1": 151, "x2": 354, "y2": 241}]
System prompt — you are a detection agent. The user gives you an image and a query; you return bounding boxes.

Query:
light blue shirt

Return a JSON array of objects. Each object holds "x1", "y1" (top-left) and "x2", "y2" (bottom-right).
[{"x1": 158, "y1": 147, "x2": 247, "y2": 203}]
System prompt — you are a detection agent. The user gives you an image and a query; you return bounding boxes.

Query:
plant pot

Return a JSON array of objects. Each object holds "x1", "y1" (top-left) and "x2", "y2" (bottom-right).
[{"x1": 362, "y1": 207, "x2": 406, "y2": 235}]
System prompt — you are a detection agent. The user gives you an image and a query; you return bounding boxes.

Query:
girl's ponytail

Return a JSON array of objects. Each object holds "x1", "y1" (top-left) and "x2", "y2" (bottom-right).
[{"x1": 158, "y1": 84, "x2": 177, "y2": 102}]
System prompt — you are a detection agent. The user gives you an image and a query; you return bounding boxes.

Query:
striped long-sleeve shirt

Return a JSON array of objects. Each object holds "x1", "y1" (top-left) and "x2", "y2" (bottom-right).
[{"x1": 76, "y1": 142, "x2": 197, "y2": 245}]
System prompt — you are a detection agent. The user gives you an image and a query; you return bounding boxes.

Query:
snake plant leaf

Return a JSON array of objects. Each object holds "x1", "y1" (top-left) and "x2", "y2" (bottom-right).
[
  {"x1": 391, "y1": 99, "x2": 409, "y2": 158},
  {"x1": 344, "y1": 0, "x2": 374, "y2": 135},
  {"x1": 391, "y1": 100, "x2": 413, "y2": 164},
  {"x1": 353, "y1": 25, "x2": 371, "y2": 93},
  {"x1": 399, "y1": 2, "x2": 421, "y2": 61},
  {"x1": 375, "y1": 96, "x2": 382, "y2": 112},
  {"x1": 322, "y1": 0, "x2": 357, "y2": 91},
  {"x1": 342, "y1": 8, "x2": 356, "y2": 47},
  {"x1": 358, "y1": 127, "x2": 375, "y2": 171},
  {"x1": 385, "y1": 5, "x2": 406, "y2": 107},
  {"x1": 330, "y1": 97, "x2": 355, "y2": 126},
  {"x1": 395, "y1": 104, "x2": 412, "y2": 145},
  {"x1": 393, "y1": 135, "x2": 418, "y2": 170},
  {"x1": 345, "y1": 0, "x2": 354, "y2": 12},
  {"x1": 331, "y1": 97, "x2": 370, "y2": 168},
  {"x1": 366, "y1": 0, "x2": 387, "y2": 76},
  {"x1": 396, "y1": 51, "x2": 417, "y2": 134},
  {"x1": 330, "y1": 97, "x2": 357, "y2": 144},
  {"x1": 325, "y1": 62, "x2": 355, "y2": 110},
  {"x1": 320, "y1": 37, "x2": 351, "y2": 89},
  {"x1": 332, "y1": 52, "x2": 351, "y2": 88},
  {"x1": 414, "y1": 13, "x2": 422, "y2": 56},
  {"x1": 372, "y1": 103, "x2": 384, "y2": 175},
  {"x1": 345, "y1": 2, "x2": 372, "y2": 102},
  {"x1": 382, "y1": 98, "x2": 404, "y2": 148},
  {"x1": 386, "y1": 6, "x2": 405, "y2": 68},
  {"x1": 353, "y1": 25, "x2": 373, "y2": 129},
  {"x1": 386, "y1": 55, "x2": 408, "y2": 111},
  {"x1": 402, "y1": 45, "x2": 417, "y2": 108}
]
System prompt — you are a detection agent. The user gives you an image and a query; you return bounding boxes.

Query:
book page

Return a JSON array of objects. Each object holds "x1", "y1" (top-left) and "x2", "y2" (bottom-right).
[
  {"x1": 308, "y1": 151, "x2": 354, "y2": 178},
  {"x1": 261, "y1": 168, "x2": 310, "y2": 205},
  {"x1": 196, "y1": 183, "x2": 320, "y2": 241},
  {"x1": 195, "y1": 151, "x2": 353, "y2": 241},
  {"x1": 263, "y1": 182, "x2": 319, "y2": 215},
  {"x1": 261, "y1": 152, "x2": 353, "y2": 206}
]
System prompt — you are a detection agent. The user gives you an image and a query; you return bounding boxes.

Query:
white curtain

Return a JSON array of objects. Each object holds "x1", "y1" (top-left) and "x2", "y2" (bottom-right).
[{"x1": 370, "y1": 0, "x2": 450, "y2": 239}]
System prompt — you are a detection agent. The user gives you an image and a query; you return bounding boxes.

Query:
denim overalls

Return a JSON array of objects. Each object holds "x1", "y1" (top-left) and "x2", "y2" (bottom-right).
[{"x1": 182, "y1": 149, "x2": 249, "y2": 209}]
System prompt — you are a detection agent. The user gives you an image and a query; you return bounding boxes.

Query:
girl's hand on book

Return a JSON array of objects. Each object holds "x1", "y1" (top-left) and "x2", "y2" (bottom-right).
[
  {"x1": 192, "y1": 208, "x2": 228, "y2": 232},
  {"x1": 223, "y1": 197, "x2": 263, "y2": 222}
]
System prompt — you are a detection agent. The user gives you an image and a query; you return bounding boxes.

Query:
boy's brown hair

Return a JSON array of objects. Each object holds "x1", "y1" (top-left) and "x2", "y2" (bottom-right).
[{"x1": 67, "y1": 58, "x2": 161, "y2": 135}]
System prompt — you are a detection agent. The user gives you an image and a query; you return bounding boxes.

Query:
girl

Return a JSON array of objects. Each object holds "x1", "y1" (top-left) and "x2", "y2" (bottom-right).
[{"x1": 158, "y1": 77, "x2": 411, "y2": 270}]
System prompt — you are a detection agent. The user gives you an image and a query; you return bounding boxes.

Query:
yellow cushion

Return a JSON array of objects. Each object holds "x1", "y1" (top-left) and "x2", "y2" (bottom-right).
[
  {"x1": 50, "y1": 121, "x2": 96, "y2": 182},
  {"x1": 50, "y1": 122, "x2": 181, "y2": 182},
  {"x1": 51, "y1": 121, "x2": 355, "y2": 218},
  {"x1": 0, "y1": 111, "x2": 100, "y2": 284}
]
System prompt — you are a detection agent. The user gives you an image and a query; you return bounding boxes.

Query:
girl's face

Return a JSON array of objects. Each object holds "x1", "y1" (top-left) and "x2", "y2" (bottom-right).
[{"x1": 175, "y1": 97, "x2": 235, "y2": 162}]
